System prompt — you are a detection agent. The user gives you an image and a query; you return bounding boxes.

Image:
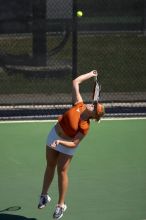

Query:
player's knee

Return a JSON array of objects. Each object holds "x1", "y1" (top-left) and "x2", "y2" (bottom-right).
[
  {"x1": 57, "y1": 166, "x2": 68, "y2": 176},
  {"x1": 58, "y1": 170, "x2": 68, "y2": 179}
]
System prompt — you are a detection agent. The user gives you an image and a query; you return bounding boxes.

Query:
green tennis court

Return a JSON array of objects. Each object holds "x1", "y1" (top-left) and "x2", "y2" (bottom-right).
[{"x1": 0, "y1": 119, "x2": 146, "y2": 220}]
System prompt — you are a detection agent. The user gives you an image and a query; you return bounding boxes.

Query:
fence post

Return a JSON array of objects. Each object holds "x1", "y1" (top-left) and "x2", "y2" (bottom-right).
[
  {"x1": 72, "y1": 0, "x2": 78, "y2": 80},
  {"x1": 144, "y1": 0, "x2": 146, "y2": 35},
  {"x1": 32, "y1": 0, "x2": 47, "y2": 65}
]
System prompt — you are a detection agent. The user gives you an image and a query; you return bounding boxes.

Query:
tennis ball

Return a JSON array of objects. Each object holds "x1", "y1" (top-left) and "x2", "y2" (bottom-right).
[{"x1": 77, "y1": 10, "x2": 83, "y2": 17}]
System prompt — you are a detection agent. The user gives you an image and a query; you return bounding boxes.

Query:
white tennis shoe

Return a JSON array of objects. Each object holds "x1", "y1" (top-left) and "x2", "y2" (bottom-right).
[
  {"x1": 38, "y1": 194, "x2": 51, "y2": 209},
  {"x1": 53, "y1": 204, "x2": 67, "y2": 219}
]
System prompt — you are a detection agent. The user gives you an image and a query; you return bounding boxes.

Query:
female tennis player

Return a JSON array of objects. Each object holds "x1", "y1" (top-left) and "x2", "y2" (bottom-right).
[{"x1": 38, "y1": 70, "x2": 105, "y2": 219}]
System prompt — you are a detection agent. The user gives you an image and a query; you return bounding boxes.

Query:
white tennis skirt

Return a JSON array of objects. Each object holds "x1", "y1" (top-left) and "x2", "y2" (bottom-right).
[{"x1": 46, "y1": 126, "x2": 78, "y2": 156}]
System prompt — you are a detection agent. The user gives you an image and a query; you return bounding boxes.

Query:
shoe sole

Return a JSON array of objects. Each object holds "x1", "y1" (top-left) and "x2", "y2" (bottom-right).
[
  {"x1": 54, "y1": 213, "x2": 63, "y2": 220},
  {"x1": 38, "y1": 204, "x2": 46, "y2": 209}
]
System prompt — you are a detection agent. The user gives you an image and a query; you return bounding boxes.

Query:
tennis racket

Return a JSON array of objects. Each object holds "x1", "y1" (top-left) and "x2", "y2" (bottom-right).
[
  {"x1": 92, "y1": 70, "x2": 101, "y2": 104},
  {"x1": 0, "y1": 206, "x2": 21, "y2": 212}
]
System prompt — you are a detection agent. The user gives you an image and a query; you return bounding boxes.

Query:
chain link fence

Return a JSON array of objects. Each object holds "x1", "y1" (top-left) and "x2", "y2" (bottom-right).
[{"x1": 0, "y1": 0, "x2": 146, "y2": 119}]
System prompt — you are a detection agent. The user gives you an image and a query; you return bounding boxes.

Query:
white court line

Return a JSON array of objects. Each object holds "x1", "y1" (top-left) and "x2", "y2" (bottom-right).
[
  {"x1": 103, "y1": 117, "x2": 146, "y2": 121},
  {"x1": 0, "y1": 117, "x2": 146, "y2": 124}
]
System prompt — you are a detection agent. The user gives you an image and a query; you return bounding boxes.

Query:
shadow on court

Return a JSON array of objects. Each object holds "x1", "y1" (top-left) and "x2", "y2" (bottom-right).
[{"x1": 0, "y1": 214, "x2": 37, "y2": 220}]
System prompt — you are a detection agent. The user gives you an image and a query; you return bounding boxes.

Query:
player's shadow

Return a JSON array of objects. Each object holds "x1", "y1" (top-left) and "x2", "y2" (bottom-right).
[{"x1": 0, "y1": 214, "x2": 37, "y2": 220}]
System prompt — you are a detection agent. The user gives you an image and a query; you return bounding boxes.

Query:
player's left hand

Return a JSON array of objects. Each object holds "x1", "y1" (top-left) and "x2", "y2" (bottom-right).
[{"x1": 50, "y1": 140, "x2": 60, "y2": 148}]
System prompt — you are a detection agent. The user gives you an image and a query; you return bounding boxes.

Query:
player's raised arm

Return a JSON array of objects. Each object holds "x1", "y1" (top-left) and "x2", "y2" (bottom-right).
[{"x1": 72, "y1": 70, "x2": 98, "y2": 104}]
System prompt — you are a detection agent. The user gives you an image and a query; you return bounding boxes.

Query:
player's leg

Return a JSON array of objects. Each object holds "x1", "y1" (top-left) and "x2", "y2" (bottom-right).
[
  {"x1": 57, "y1": 153, "x2": 72, "y2": 205},
  {"x1": 38, "y1": 147, "x2": 59, "y2": 209},
  {"x1": 53, "y1": 153, "x2": 72, "y2": 219},
  {"x1": 42, "y1": 147, "x2": 59, "y2": 194}
]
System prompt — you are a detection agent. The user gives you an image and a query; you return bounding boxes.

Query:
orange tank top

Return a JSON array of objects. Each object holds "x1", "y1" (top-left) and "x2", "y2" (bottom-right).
[{"x1": 58, "y1": 102, "x2": 90, "y2": 138}]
